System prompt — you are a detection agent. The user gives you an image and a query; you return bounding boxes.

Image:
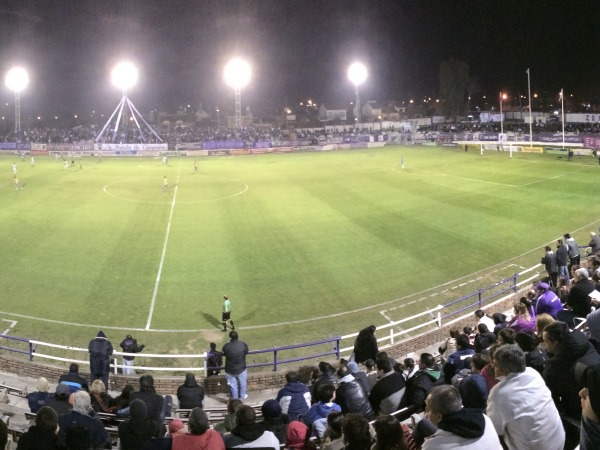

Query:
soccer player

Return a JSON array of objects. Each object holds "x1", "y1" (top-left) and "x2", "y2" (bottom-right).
[
  {"x1": 64, "y1": 160, "x2": 69, "y2": 170},
  {"x1": 400, "y1": 156, "x2": 405, "y2": 169},
  {"x1": 30, "y1": 156, "x2": 35, "y2": 167},
  {"x1": 163, "y1": 176, "x2": 168, "y2": 190},
  {"x1": 222, "y1": 295, "x2": 235, "y2": 332},
  {"x1": 194, "y1": 160, "x2": 198, "y2": 172},
  {"x1": 14, "y1": 175, "x2": 20, "y2": 190},
  {"x1": 12, "y1": 163, "x2": 16, "y2": 174}
]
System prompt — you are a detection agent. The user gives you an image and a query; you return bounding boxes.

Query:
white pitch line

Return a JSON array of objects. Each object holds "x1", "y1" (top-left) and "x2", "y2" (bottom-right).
[
  {"x1": 145, "y1": 164, "x2": 182, "y2": 330},
  {"x1": 2, "y1": 319, "x2": 17, "y2": 335},
  {"x1": 417, "y1": 168, "x2": 518, "y2": 187}
]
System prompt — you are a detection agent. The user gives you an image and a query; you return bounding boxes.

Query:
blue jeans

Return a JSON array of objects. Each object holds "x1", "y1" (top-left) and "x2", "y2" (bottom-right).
[
  {"x1": 225, "y1": 370, "x2": 247, "y2": 399},
  {"x1": 559, "y1": 265, "x2": 569, "y2": 282}
]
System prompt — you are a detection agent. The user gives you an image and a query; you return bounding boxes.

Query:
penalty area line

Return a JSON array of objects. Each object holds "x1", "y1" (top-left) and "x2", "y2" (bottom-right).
[{"x1": 145, "y1": 164, "x2": 182, "y2": 330}]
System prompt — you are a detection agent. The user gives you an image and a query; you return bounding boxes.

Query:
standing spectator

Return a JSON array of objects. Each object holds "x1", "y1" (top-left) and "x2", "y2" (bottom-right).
[
  {"x1": 589, "y1": 232, "x2": 600, "y2": 256},
  {"x1": 369, "y1": 358, "x2": 407, "y2": 415},
  {"x1": 118, "y1": 399, "x2": 158, "y2": 450},
  {"x1": 443, "y1": 335, "x2": 475, "y2": 384},
  {"x1": 59, "y1": 363, "x2": 89, "y2": 393},
  {"x1": 535, "y1": 283, "x2": 563, "y2": 319},
  {"x1": 487, "y1": 344, "x2": 565, "y2": 450},
  {"x1": 335, "y1": 365, "x2": 374, "y2": 420},
  {"x1": 260, "y1": 399, "x2": 290, "y2": 444},
  {"x1": 556, "y1": 239, "x2": 570, "y2": 281},
  {"x1": 222, "y1": 405, "x2": 280, "y2": 449},
  {"x1": 543, "y1": 321, "x2": 600, "y2": 418},
  {"x1": 177, "y1": 373, "x2": 204, "y2": 409},
  {"x1": 16, "y1": 406, "x2": 64, "y2": 450},
  {"x1": 88, "y1": 330, "x2": 113, "y2": 389},
  {"x1": 421, "y1": 385, "x2": 501, "y2": 450},
  {"x1": 276, "y1": 371, "x2": 311, "y2": 421},
  {"x1": 26, "y1": 377, "x2": 51, "y2": 413},
  {"x1": 474, "y1": 324, "x2": 496, "y2": 353},
  {"x1": 119, "y1": 334, "x2": 145, "y2": 376},
  {"x1": 222, "y1": 295, "x2": 235, "y2": 332},
  {"x1": 172, "y1": 407, "x2": 225, "y2": 450},
  {"x1": 221, "y1": 331, "x2": 249, "y2": 400},
  {"x1": 352, "y1": 325, "x2": 378, "y2": 364},
  {"x1": 565, "y1": 233, "x2": 581, "y2": 273},
  {"x1": 558, "y1": 268, "x2": 595, "y2": 326},
  {"x1": 58, "y1": 391, "x2": 111, "y2": 449},
  {"x1": 206, "y1": 342, "x2": 222, "y2": 376},
  {"x1": 130, "y1": 375, "x2": 167, "y2": 437},
  {"x1": 576, "y1": 362, "x2": 600, "y2": 449},
  {"x1": 541, "y1": 246, "x2": 559, "y2": 288}
]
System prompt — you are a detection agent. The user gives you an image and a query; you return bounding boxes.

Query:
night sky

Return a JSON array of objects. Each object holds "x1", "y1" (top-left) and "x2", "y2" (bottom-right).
[{"x1": 0, "y1": 0, "x2": 597, "y2": 119}]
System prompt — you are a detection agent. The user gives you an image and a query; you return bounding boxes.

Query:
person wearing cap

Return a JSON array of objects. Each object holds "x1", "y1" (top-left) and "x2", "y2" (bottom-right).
[
  {"x1": 120, "y1": 334, "x2": 145, "y2": 376},
  {"x1": 558, "y1": 267, "x2": 595, "y2": 327},
  {"x1": 260, "y1": 399, "x2": 290, "y2": 444},
  {"x1": 535, "y1": 282, "x2": 563, "y2": 319},
  {"x1": 88, "y1": 330, "x2": 113, "y2": 389},
  {"x1": 487, "y1": 344, "x2": 564, "y2": 450},
  {"x1": 44, "y1": 383, "x2": 73, "y2": 416},
  {"x1": 576, "y1": 363, "x2": 600, "y2": 449}
]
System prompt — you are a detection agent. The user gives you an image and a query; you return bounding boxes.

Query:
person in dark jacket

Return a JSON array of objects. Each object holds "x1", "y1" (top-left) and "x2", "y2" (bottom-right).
[
  {"x1": 130, "y1": 375, "x2": 167, "y2": 437},
  {"x1": 352, "y1": 325, "x2": 378, "y2": 364},
  {"x1": 335, "y1": 365, "x2": 374, "y2": 420},
  {"x1": 59, "y1": 363, "x2": 89, "y2": 393},
  {"x1": 492, "y1": 313, "x2": 508, "y2": 334},
  {"x1": 26, "y1": 377, "x2": 52, "y2": 413},
  {"x1": 458, "y1": 354, "x2": 488, "y2": 410},
  {"x1": 260, "y1": 399, "x2": 290, "y2": 444},
  {"x1": 275, "y1": 371, "x2": 311, "y2": 421},
  {"x1": 541, "y1": 245, "x2": 559, "y2": 288},
  {"x1": 118, "y1": 399, "x2": 158, "y2": 450},
  {"x1": 17, "y1": 406, "x2": 65, "y2": 450},
  {"x1": 45, "y1": 384, "x2": 73, "y2": 416},
  {"x1": 543, "y1": 321, "x2": 600, "y2": 418},
  {"x1": 556, "y1": 239, "x2": 570, "y2": 282},
  {"x1": 119, "y1": 334, "x2": 145, "y2": 376},
  {"x1": 406, "y1": 353, "x2": 443, "y2": 412},
  {"x1": 58, "y1": 391, "x2": 111, "y2": 449},
  {"x1": 369, "y1": 357, "x2": 407, "y2": 415},
  {"x1": 347, "y1": 361, "x2": 372, "y2": 395},
  {"x1": 515, "y1": 330, "x2": 547, "y2": 374},
  {"x1": 443, "y1": 335, "x2": 475, "y2": 384},
  {"x1": 88, "y1": 330, "x2": 113, "y2": 388},
  {"x1": 222, "y1": 405, "x2": 280, "y2": 449},
  {"x1": 206, "y1": 342, "x2": 223, "y2": 376},
  {"x1": 221, "y1": 330, "x2": 249, "y2": 400},
  {"x1": 474, "y1": 324, "x2": 497, "y2": 353},
  {"x1": 558, "y1": 268, "x2": 596, "y2": 327},
  {"x1": 311, "y1": 362, "x2": 338, "y2": 403},
  {"x1": 176, "y1": 373, "x2": 204, "y2": 409}
]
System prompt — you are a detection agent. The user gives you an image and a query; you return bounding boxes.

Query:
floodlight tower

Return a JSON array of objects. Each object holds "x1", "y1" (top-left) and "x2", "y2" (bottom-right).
[
  {"x1": 348, "y1": 62, "x2": 367, "y2": 125},
  {"x1": 499, "y1": 92, "x2": 508, "y2": 136},
  {"x1": 224, "y1": 58, "x2": 251, "y2": 128},
  {"x1": 95, "y1": 62, "x2": 162, "y2": 143},
  {"x1": 5, "y1": 67, "x2": 29, "y2": 133}
]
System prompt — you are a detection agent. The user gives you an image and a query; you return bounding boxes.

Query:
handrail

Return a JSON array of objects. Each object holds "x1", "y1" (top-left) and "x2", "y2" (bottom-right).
[{"x1": 0, "y1": 264, "x2": 544, "y2": 374}]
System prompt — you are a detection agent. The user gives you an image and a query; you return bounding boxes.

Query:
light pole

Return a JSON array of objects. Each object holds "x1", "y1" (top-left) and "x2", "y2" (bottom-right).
[
  {"x1": 5, "y1": 67, "x2": 29, "y2": 134},
  {"x1": 216, "y1": 107, "x2": 220, "y2": 127},
  {"x1": 499, "y1": 92, "x2": 507, "y2": 136},
  {"x1": 347, "y1": 62, "x2": 367, "y2": 126},
  {"x1": 526, "y1": 69, "x2": 533, "y2": 147},
  {"x1": 224, "y1": 58, "x2": 251, "y2": 128}
]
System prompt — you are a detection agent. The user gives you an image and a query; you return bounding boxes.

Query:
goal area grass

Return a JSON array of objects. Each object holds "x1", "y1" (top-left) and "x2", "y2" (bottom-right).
[{"x1": 0, "y1": 147, "x2": 598, "y2": 360}]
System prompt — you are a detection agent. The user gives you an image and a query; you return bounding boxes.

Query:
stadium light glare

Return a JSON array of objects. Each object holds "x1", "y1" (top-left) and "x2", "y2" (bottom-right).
[
  {"x1": 111, "y1": 62, "x2": 138, "y2": 91},
  {"x1": 5, "y1": 67, "x2": 29, "y2": 133},
  {"x1": 348, "y1": 62, "x2": 367, "y2": 124},
  {"x1": 224, "y1": 58, "x2": 252, "y2": 127}
]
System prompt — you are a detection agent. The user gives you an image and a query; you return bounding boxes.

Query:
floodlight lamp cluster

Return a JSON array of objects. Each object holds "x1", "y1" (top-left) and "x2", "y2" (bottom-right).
[
  {"x1": 223, "y1": 58, "x2": 252, "y2": 89},
  {"x1": 5, "y1": 67, "x2": 29, "y2": 93}
]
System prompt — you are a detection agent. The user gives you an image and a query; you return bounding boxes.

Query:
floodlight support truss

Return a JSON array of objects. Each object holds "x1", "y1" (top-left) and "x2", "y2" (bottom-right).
[
  {"x1": 234, "y1": 87, "x2": 242, "y2": 128},
  {"x1": 14, "y1": 91, "x2": 21, "y2": 133},
  {"x1": 95, "y1": 93, "x2": 163, "y2": 143}
]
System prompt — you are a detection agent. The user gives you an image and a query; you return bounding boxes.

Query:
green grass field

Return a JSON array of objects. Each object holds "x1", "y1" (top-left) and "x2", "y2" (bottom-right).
[{"x1": 0, "y1": 147, "x2": 598, "y2": 363}]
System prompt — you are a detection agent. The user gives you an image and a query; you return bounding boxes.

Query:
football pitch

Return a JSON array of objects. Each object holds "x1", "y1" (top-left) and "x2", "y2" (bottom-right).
[{"x1": 0, "y1": 147, "x2": 598, "y2": 361}]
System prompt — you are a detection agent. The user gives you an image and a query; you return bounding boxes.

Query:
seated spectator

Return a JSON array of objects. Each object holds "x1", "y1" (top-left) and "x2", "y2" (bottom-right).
[
  {"x1": 458, "y1": 354, "x2": 488, "y2": 410},
  {"x1": 421, "y1": 385, "x2": 501, "y2": 449},
  {"x1": 402, "y1": 358, "x2": 418, "y2": 381},
  {"x1": 26, "y1": 377, "x2": 51, "y2": 413},
  {"x1": 474, "y1": 309, "x2": 495, "y2": 332},
  {"x1": 45, "y1": 383, "x2": 73, "y2": 416},
  {"x1": 372, "y1": 414, "x2": 417, "y2": 450},
  {"x1": 306, "y1": 384, "x2": 341, "y2": 438},
  {"x1": 507, "y1": 302, "x2": 536, "y2": 333},
  {"x1": 519, "y1": 296, "x2": 536, "y2": 320},
  {"x1": 576, "y1": 362, "x2": 600, "y2": 449},
  {"x1": 443, "y1": 334, "x2": 475, "y2": 384},
  {"x1": 65, "y1": 426, "x2": 92, "y2": 450},
  {"x1": 90, "y1": 379, "x2": 113, "y2": 413},
  {"x1": 480, "y1": 344, "x2": 499, "y2": 392},
  {"x1": 206, "y1": 342, "x2": 223, "y2": 376},
  {"x1": 311, "y1": 362, "x2": 338, "y2": 403},
  {"x1": 172, "y1": 407, "x2": 225, "y2": 450},
  {"x1": 535, "y1": 313, "x2": 555, "y2": 336},
  {"x1": 223, "y1": 405, "x2": 280, "y2": 449},
  {"x1": 496, "y1": 327, "x2": 516, "y2": 345},
  {"x1": 276, "y1": 371, "x2": 311, "y2": 421},
  {"x1": 260, "y1": 399, "x2": 290, "y2": 444},
  {"x1": 487, "y1": 344, "x2": 565, "y2": 450},
  {"x1": 130, "y1": 375, "x2": 169, "y2": 437},
  {"x1": 463, "y1": 327, "x2": 476, "y2": 347},
  {"x1": 474, "y1": 324, "x2": 496, "y2": 353},
  {"x1": 341, "y1": 413, "x2": 372, "y2": 450},
  {"x1": 320, "y1": 411, "x2": 344, "y2": 450},
  {"x1": 118, "y1": 399, "x2": 158, "y2": 450},
  {"x1": 535, "y1": 282, "x2": 563, "y2": 319},
  {"x1": 406, "y1": 353, "x2": 442, "y2": 413},
  {"x1": 515, "y1": 330, "x2": 546, "y2": 374},
  {"x1": 542, "y1": 321, "x2": 600, "y2": 418},
  {"x1": 335, "y1": 365, "x2": 374, "y2": 419},
  {"x1": 369, "y1": 358, "x2": 406, "y2": 415},
  {"x1": 347, "y1": 361, "x2": 372, "y2": 395},
  {"x1": 214, "y1": 398, "x2": 243, "y2": 433},
  {"x1": 58, "y1": 391, "x2": 111, "y2": 449},
  {"x1": 587, "y1": 308, "x2": 600, "y2": 353},
  {"x1": 285, "y1": 421, "x2": 311, "y2": 450},
  {"x1": 16, "y1": 406, "x2": 63, "y2": 450},
  {"x1": 376, "y1": 351, "x2": 397, "y2": 369},
  {"x1": 59, "y1": 363, "x2": 89, "y2": 393},
  {"x1": 176, "y1": 373, "x2": 204, "y2": 409},
  {"x1": 363, "y1": 359, "x2": 378, "y2": 388},
  {"x1": 492, "y1": 313, "x2": 508, "y2": 334},
  {"x1": 109, "y1": 384, "x2": 134, "y2": 416},
  {"x1": 558, "y1": 268, "x2": 595, "y2": 327},
  {"x1": 438, "y1": 328, "x2": 459, "y2": 358}
]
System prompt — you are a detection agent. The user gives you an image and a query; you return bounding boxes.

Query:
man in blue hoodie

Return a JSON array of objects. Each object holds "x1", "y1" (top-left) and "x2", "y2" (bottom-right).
[{"x1": 275, "y1": 371, "x2": 311, "y2": 421}]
